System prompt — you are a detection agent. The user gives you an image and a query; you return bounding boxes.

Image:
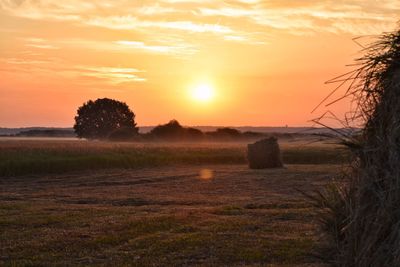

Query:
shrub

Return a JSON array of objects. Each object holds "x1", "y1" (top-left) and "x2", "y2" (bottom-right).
[{"x1": 150, "y1": 120, "x2": 186, "y2": 141}]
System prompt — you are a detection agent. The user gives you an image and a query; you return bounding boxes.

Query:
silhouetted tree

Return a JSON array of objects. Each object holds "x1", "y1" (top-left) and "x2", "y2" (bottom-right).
[
  {"x1": 150, "y1": 120, "x2": 185, "y2": 140},
  {"x1": 74, "y1": 98, "x2": 138, "y2": 140}
]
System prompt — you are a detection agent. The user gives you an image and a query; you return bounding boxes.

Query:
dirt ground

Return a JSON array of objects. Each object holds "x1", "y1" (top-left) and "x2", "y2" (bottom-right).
[{"x1": 0, "y1": 164, "x2": 339, "y2": 266}]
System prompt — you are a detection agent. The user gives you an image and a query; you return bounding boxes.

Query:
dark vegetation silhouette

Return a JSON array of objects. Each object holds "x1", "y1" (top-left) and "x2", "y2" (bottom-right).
[
  {"x1": 146, "y1": 120, "x2": 289, "y2": 142},
  {"x1": 108, "y1": 126, "x2": 139, "y2": 141},
  {"x1": 308, "y1": 27, "x2": 400, "y2": 266},
  {"x1": 185, "y1": 127, "x2": 204, "y2": 140},
  {"x1": 207, "y1": 127, "x2": 241, "y2": 141},
  {"x1": 149, "y1": 120, "x2": 188, "y2": 141},
  {"x1": 74, "y1": 98, "x2": 138, "y2": 140},
  {"x1": 71, "y1": 99, "x2": 309, "y2": 142}
]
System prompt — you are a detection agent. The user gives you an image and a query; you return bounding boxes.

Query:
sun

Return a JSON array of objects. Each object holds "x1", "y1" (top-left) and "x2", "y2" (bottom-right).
[{"x1": 191, "y1": 83, "x2": 215, "y2": 102}]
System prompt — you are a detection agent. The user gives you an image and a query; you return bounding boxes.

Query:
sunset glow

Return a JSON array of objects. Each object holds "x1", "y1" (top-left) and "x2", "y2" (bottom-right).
[
  {"x1": 191, "y1": 83, "x2": 215, "y2": 103},
  {"x1": 0, "y1": 1, "x2": 399, "y2": 127}
]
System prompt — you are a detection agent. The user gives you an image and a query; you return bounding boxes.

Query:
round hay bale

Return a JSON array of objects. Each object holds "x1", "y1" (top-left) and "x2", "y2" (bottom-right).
[{"x1": 247, "y1": 137, "x2": 283, "y2": 169}]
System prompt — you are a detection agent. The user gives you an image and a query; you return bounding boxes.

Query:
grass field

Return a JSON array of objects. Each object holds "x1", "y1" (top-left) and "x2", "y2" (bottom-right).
[
  {"x1": 0, "y1": 138, "x2": 349, "y2": 176},
  {"x1": 0, "y1": 138, "x2": 345, "y2": 266}
]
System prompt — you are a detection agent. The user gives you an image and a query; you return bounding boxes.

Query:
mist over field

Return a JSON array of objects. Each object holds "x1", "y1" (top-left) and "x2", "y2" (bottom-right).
[{"x1": 0, "y1": 126, "x2": 343, "y2": 136}]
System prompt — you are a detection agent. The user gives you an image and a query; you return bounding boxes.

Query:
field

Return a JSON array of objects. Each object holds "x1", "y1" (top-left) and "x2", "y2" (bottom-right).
[
  {"x1": 0, "y1": 138, "x2": 348, "y2": 177},
  {"x1": 0, "y1": 139, "x2": 347, "y2": 266}
]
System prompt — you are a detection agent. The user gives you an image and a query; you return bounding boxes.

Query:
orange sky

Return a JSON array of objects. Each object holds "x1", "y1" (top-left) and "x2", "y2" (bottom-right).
[{"x1": 0, "y1": 0, "x2": 398, "y2": 127}]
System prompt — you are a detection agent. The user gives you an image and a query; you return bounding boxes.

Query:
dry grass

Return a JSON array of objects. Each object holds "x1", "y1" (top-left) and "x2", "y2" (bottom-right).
[
  {"x1": 0, "y1": 138, "x2": 349, "y2": 176},
  {"x1": 310, "y1": 28, "x2": 400, "y2": 266},
  {"x1": 0, "y1": 161, "x2": 339, "y2": 266},
  {"x1": 0, "y1": 139, "x2": 346, "y2": 265}
]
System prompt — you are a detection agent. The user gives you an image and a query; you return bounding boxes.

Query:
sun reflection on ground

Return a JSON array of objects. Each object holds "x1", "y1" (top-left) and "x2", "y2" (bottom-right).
[{"x1": 199, "y1": 168, "x2": 214, "y2": 180}]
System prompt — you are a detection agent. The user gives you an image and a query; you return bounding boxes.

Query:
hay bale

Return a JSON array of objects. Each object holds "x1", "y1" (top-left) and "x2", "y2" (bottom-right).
[
  {"x1": 247, "y1": 137, "x2": 283, "y2": 169},
  {"x1": 311, "y1": 28, "x2": 400, "y2": 266}
]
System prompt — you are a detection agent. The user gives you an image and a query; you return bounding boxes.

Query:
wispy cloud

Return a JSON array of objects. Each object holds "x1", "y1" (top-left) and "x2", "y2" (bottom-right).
[
  {"x1": 0, "y1": 0, "x2": 82, "y2": 21},
  {"x1": 115, "y1": 40, "x2": 197, "y2": 55},
  {"x1": 85, "y1": 16, "x2": 233, "y2": 34},
  {"x1": 25, "y1": 43, "x2": 58, "y2": 49},
  {"x1": 43, "y1": 38, "x2": 198, "y2": 57},
  {"x1": 78, "y1": 66, "x2": 146, "y2": 84},
  {"x1": 197, "y1": 1, "x2": 399, "y2": 35},
  {"x1": 1, "y1": 0, "x2": 398, "y2": 37},
  {"x1": 137, "y1": 4, "x2": 178, "y2": 15},
  {"x1": 0, "y1": 54, "x2": 146, "y2": 84},
  {"x1": 2, "y1": 57, "x2": 50, "y2": 65},
  {"x1": 19, "y1": 37, "x2": 59, "y2": 50},
  {"x1": 1, "y1": 0, "x2": 399, "y2": 83}
]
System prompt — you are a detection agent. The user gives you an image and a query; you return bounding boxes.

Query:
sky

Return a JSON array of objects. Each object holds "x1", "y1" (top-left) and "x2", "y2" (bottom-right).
[{"x1": 0, "y1": 0, "x2": 399, "y2": 128}]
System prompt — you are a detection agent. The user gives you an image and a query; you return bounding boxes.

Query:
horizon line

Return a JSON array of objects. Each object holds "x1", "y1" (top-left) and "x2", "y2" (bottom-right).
[{"x1": 0, "y1": 125, "x2": 346, "y2": 129}]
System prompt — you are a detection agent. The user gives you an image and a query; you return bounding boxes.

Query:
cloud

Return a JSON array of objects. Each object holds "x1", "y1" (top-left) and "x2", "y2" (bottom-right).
[
  {"x1": 0, "y1": 0, "x2": 83, "y2": 21},
  {"x1": 25, "y1": 43, "x2": 58, "y2": 49},
  {"x1": 197, "y1": 1, "x2": 399, "y2": 35},
  {"x1": 1, "y1": 0, "x2": 399, "y2": 66},
  {"x1": 23, "y1": 38, "x2": 59, "y2": 49},
  {"x1": 1, "y1": 0, "x2": 398, "y2": 37},
  {"x1": 45, "y1": 38, "x2": 197, "y2": 57},
  {"x1": 115, "y1": 40, "x2": 197, "y2": 55},
  {"x1": 85, "y1": 16, "x2": 233, "y2": 34},
  {"x1": 78, "y1": 66, "x2": 146, "y2": 83},
  {"x1": 2, "y1": 57, "x2": 50, "y2": 65},
  {"x1": 0, "y1": 53, "x2": 146, "y2": 84},
  {"x1": 137, "y1": 4, "x2": 178, "y2": 15}
]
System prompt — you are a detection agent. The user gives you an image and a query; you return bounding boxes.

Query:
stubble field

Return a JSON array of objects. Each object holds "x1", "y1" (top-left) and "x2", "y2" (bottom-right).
[{"x1": 0, "y1": 139, "x2": 347, "y2": 266}]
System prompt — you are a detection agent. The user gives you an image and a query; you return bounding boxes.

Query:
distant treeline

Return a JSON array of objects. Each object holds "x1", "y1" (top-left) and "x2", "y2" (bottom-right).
[
  {"x1": 9, "y1": 120, "x2": 310, "y2": 141},
  {"x1": 109, "y1": 120, "x2": 308, "y2": 142}
]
